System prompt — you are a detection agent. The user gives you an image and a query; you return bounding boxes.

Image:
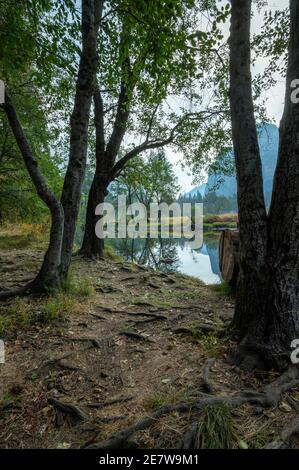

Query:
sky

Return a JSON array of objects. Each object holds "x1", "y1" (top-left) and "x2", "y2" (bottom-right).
[{"x1": 169, "y1": 0, "x2": 289, "y2": 193}]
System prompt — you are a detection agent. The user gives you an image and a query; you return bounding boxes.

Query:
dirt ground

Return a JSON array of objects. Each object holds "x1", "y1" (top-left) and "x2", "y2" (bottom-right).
[{"x1": 0, "y1": 247, "x2": 299, "y2": 449}]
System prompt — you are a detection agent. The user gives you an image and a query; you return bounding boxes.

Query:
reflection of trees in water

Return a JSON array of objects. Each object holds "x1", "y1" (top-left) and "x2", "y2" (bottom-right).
[
  {"x1": 192, "y1": 236, "x2": 220, "y2": 276},
  {"x1": 109, "y1": 236, "x2": 180, "y2": 273},
  {"x1": 205, "y1": 238, "x2": 220, "y2": 275},
  {"x1": 108, "y1": 235, "x2": 221, "y2": 278}
]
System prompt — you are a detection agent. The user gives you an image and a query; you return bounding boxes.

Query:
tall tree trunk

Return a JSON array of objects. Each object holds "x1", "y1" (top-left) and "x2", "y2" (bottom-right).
[
  {"x1": 229, "y1": 0, "x2": 299, "y2": 370},
  {"x1": 257, "y1": 0, "x2": 299, "y2": 370},
  {"x1": 2, "y1": 94, "x2": 64, "y2": 294},
  {"x1": 79, "y1": 86, "x2": 108, "y2": 258},
  {"x1": 229, "y1": 0, "x2": 268, "y2": 339},
  {"x1": 79, "y1": 33, "x2": 132, "y2": 260},
  {"x1": 60, "y1": 0, "x2": 102, "y2": 276}
]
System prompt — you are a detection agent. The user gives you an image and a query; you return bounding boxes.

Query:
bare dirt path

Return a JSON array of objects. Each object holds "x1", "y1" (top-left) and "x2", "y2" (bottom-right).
[{"x1": 0, "y1": 249, "x2": 298, "y2": 449}]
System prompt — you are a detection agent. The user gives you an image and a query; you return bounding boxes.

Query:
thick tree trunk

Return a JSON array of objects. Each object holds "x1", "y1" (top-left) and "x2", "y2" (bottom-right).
[
  {"x1": 229, "y1": 0, "x2": 299, "y2": 371},
  {"x1": 2, "y1": 94, "x2": 64, "y2": 293},
  {"x1": 60, "y1": 0, "x2": 102, "y2": 276},
  {"x1": 257, "y1": 0, "x2": 299, "y2": 370},
  {"x1": 229, "y1": 0, "x2": 268, "y2": 338}
]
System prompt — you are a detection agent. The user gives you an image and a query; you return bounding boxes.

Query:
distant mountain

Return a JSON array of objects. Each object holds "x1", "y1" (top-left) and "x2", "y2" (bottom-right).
[
  {"x1": 187, "y1": 183, "x2": 206, "y2": 198},
  {"x1": 186, "y1": 123, "x2": 279, "y2": 203}
]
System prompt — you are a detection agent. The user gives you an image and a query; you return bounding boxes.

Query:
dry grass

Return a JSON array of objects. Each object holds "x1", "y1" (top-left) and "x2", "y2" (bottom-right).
[
  {"x1": 0, "y1": 223, "x2": 49, "y2": 250},
  {"x1": 204, "y1": 213, "x2": 238, "y2": 224}
]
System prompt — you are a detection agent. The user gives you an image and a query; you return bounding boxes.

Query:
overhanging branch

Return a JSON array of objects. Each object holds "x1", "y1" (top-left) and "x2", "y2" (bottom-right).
[{"x1": 111, "y1": 109, "x2": 227, "y2": 179}]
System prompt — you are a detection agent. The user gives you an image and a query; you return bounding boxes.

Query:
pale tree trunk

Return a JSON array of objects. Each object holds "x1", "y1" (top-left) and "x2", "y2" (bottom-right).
[
  {"x1": 229, "y1": 0, "x2": 299, "y2": 370},
  {"x1": 60, "y1": 0, "x2": 103, "y2": 275},
  {"x1": 2, "y1": 94, "x2": 64, "y2": 295}
]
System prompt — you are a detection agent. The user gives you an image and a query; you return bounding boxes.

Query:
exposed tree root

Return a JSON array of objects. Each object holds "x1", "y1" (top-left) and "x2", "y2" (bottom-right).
[
  {"x1": 265, "y1": 415, "x2": 299, "y2": 449},
  {"x1": 0, "y1": 283, "x2": 32, "y2": 300},
  {"x1": 173, "y1": 323, "x2": 220, "y2": 336},
  {"x1": 132, "y1": 316, "x2": 166, "y2": 325},
  {"x1": 87, "y1": 396, "x2": 135, "y2": 409},
  {"x1": 119, "y1": 331, "x2": 154, "y2": 342},
  {"x1": 32, "y1": 348, "x2": 89, "y2": 376},
  {"x1": 48, "y1": 398, "x2": 89, "y2": 422},
  {"x1": 176, "y1": 422, "x2": 198, "y2": 449},
  {"x1": 201, "y1": 358, "x2": 216, "y2": 394},
  {"x1": 98, "y1": 307, "x2": 167, "y2": 320},
  {"x1": 287, "y1": 396, "x2": 299, "y2": 412},
  {"x1": 86, "y1": 366, "x2": 299, "y2": 449},
  {"x1": 127, "y1": 312, "x2": 167, "y2": 320},
  {"x1": 97, "y1": 415, "x2": 129, "y2": 423},
  {"x1": 90, "y1": 313, "x2": 108, "y2": 320}
]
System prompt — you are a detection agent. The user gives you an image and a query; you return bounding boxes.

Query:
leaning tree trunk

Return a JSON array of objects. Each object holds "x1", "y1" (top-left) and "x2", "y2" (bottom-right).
[
  {"x1": 60, "y1": 0, "x2": 103, "y2": 276},
  {"x1": 229, "y1": 0, "x2": 268, "y2": 339},
  {"x1": 2, "y1": 94, "x2": 64, "y2": 295}
]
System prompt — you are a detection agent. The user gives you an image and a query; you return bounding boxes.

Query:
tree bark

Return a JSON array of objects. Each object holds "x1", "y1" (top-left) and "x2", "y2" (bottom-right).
[
  {"x1": 80, "y1": 71, "x2": 131, "y2": 258},
  {"x1": 259, "y1": 0, "x2": 299, "y2": 369},
  {"x1": 79, "y1": 171, "x2": 107, "y2": 258},
  {"x1": 229, "y1": 0, "x2": 299, "y2": 370},
  {"x1": 229, "y1": 0, "x2": 268, "y2": 338},
  {"x1": 2, "y1": 93, "x2": 64, "y2": 292},
  {"x1": 79, "y1": 84, "x2": 108, "y2": 258},
  {"x1": 60, "y1": 0, "x2": 102, "y2": 275}
]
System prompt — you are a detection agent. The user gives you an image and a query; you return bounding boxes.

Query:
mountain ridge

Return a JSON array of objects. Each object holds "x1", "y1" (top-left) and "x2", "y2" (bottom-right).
[{"x1": 186, "y1": 123, "x2": 279, "y2": 203}]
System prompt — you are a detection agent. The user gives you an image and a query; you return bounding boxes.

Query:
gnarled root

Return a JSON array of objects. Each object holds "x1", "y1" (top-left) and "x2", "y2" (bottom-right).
[{"x1": 86, "y1": 366, "x2": 299, "y2": 449}]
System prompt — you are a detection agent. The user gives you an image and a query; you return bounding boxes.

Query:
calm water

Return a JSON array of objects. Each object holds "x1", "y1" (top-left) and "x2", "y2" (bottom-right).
[{"x1": 107, "y1": 236, "x2": 221, "y2": 285}]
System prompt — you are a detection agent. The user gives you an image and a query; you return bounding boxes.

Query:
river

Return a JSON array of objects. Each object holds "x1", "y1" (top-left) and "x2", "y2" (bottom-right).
[{"x1": 107, "y1": 235, "x2": 221, "y2": 285}]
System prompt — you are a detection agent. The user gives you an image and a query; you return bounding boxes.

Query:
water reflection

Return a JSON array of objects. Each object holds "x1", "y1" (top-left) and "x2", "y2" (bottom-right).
[{"x1": 107, "y1": 235, "x2": 221, "y2": 284}]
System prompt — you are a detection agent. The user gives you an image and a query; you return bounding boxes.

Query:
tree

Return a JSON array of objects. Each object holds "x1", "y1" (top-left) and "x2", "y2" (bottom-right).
[
  {"x1": 0, "y1": 92, "x2": 62, "y2": 222},
  {"x1": 229, "y1": 0, "x2": 299, "y2": 371},
  {"x1": 0, "y1": 0, "x2": 101, "y2": 295},
  {"x1": 79, "y1": 0, "x2": 231, "y2": 258},
  {"x1": 59, "y1": 0, "x2": 103, "y2": 275},
  {"x1": 119, "y1": 150, "x2": 180, "y2": 210}
]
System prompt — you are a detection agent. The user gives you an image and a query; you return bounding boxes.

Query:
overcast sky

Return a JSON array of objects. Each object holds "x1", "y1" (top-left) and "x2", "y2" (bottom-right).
[{"x1": 170, "y1": 0, "x2": 289, "y2": 193}]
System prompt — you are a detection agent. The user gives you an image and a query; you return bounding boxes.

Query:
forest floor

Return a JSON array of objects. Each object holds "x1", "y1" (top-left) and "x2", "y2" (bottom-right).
[{"x1": 0, "y1": 229, "x2": 299, "y2": 449}]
